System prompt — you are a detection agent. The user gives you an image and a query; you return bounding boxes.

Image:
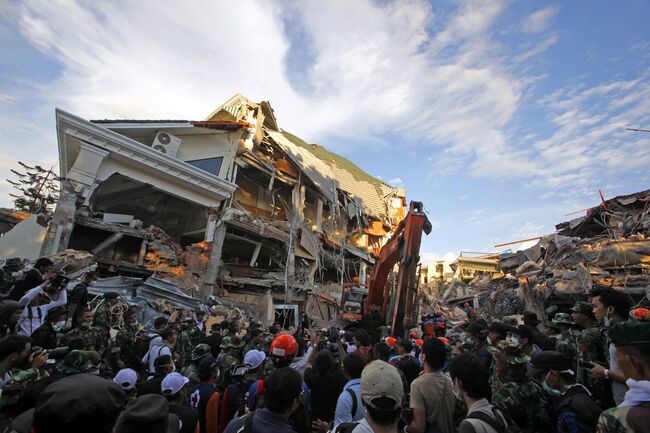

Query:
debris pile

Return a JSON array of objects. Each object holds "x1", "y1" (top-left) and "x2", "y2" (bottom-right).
[{"x1": 443, "y1": 189, "x2": 650, "y2": 323}]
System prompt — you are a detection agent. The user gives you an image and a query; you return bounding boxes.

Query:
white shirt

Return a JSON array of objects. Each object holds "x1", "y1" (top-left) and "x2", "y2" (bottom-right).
[
  {"x1": 17, "y1": 285, "x2": 67, "y2": 336},
  {"x1": 145, "y1": 342, "x2": 172, "y2": 374},
  {"x1": 609, "y1": 342, "x2": 628, "y2": 405}
]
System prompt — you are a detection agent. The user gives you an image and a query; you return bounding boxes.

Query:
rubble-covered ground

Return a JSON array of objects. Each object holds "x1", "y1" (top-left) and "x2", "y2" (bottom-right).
[{"x1": 434, "y1": 189, "x2": 650, "y2": 324}]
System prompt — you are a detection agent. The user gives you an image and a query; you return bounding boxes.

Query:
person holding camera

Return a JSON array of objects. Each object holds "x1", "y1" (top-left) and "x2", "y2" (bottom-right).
[
  {"x1": 16, "y1": 275, "x2": 67, "y2": 336},
  {"x1": 8, "y1": 258, "x2": 55, "y2": 301}
]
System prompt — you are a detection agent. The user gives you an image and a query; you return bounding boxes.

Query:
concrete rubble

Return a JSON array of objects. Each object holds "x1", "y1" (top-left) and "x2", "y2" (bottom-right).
[{"x1": 440, "y1": 189, "x2": 650, "y2": 323}]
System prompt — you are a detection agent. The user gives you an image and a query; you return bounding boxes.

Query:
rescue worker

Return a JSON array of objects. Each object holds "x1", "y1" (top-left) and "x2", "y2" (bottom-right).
[
  {"x1": 529, "y1": 351, "x2": 601, "y2": 433},
  {"x1": 115, "y1": 308, "x2": 141, "y2": 369},
  {"x1": 553, "y1": 313, "x2": 580, "y2": 369},
  {"x1": 597, "y1": 308, "x2": 650, "y2": 433},
  {"x1": 182, "y1": 343, "x2": 211, "y2": 390},
  {"x1": 489, "y1": 340, "x2": 553, "y2": 433},
  {"x1": 216, "y1": 335, "x2": 244, "y2": 387},
  {"x1": 63, "y1": 308, "x2": 105, "y2": 354},
  {"x1": 92, "y1": 292, "x2": 120, "y2": 337}
]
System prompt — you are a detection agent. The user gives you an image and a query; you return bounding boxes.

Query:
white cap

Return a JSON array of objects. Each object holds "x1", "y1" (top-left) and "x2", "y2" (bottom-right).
[
  {"x1": 161, "y1": 372, "x2": 189, "y2": 396},
  {"x1": 244, "y1": 349, "x2": 267, "y2": 370},
  {"x1": 113, "y1": 368, "x2": 138, "y2": 391}
]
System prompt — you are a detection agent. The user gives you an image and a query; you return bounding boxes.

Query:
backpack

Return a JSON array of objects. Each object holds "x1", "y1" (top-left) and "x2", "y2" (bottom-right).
[
  {"x1": 136, "y1": 333, "x2": 159, "y2": 362},
  {"x1": 334, "y1": 422, "x2": 358, "y2": 433},
  {"x1": 346, "y1": 388, "x2": 358, "y2": 419},
  {"x1": 466, "y1": 408, "x2": 522, "y2": 433}
]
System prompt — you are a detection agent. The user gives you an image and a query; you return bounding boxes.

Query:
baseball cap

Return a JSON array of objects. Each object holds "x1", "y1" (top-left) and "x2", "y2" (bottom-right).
[
  {"x1": 161, "y1": 373, "x2": 189, "y2": 396},
  {"x1": 360, "y1": 360, "x2": 404, "y2": 409},
  {"x1": 114, "y1": 368, "x2": 138, "y2": 391},
  {"x1": 527, "y1": 351, "x2": 573, "y2": 378},
  {"x1": 244, "y1": 350, "x2": 267, "y2": 370},
  {"x1": 198, "y1": 355, "x2": 218, "y2": 376}
]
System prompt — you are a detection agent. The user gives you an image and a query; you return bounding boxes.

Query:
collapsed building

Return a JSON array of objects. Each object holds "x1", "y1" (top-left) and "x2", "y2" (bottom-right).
[
  {"x1": 442, "y1": 189, "x2": 650, "y2": 323},
  {"x1": 34, "y1": 93, "x2": 406, "y2": 326}
]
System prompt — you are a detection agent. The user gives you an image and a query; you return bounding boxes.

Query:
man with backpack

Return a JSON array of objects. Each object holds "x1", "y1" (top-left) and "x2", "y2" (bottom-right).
[
  {"x1": 333, "y1": 352, "x2": 367, "y2": 429},
  {"x1": 450, "y1": 352, "x2": 513, "y2": 433},
  {"x1": 334, "y1": 360, "x2": 405, "y2": 433},
  {"x1": 144, "y1": 327, "x2": 177, "y2": 375},
  {"x1": 223, "y1": 367, "x2": 303, "y2": 433}
]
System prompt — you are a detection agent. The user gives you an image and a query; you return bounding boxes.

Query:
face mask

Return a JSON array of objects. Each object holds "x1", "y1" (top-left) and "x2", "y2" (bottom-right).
[
  {"x1": 52, "y1": 321, "x2": 66, "y2": 332},
  {"x1": 80, "y1": 322, "x2": 91, "y2": 328},
  {"x1": 465, "y1": 337, "x2": 475, "y2": 347},
  {"x1": 487, "y1": 336, "x2": 494, "y2": 346},
  {"x1": 509, "y1": 336, "x2": 519, "y2": 345},
  {"x1": 543, "y1": 374, "x2": 562, "y2": 398},
  {"x1": 603, "y1": 312, "x2": 613, "y2": 328},
  {"x1": 451, "y1": 380, "x2": 462, "y2": 400}
]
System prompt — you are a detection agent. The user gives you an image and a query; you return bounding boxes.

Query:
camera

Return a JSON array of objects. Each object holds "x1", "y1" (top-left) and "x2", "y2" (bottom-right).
[
  {"x1": 48, "y1": 347, "x2": 69, "y2": 358},
  {"x1": 45, "y1": 273, "x2": 69, "y2": 294}
]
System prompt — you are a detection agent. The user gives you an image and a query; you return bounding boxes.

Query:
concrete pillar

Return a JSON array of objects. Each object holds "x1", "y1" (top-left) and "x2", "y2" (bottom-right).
[
  {"x1": 360, "y1": 261, "x2": 368, "y2": 285},
  {"x1": 40, "y1": 180, "x2": 79, "y2": 256},
  {"x1": 202, "y1": 220, "x2": 227, "y2": 299}
]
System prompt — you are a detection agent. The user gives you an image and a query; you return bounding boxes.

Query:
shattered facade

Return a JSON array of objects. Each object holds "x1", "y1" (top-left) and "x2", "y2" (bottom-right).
[{"x1": 38, "y1": 93, "x2": 406, "y2": 325}]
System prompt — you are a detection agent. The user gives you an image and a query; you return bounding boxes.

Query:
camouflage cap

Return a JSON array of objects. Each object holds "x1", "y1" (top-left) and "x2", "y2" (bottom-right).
[
  {"x1": 192, "y1": 344, "x2": 211, "y2": 360},
  {"x1": 571, "y1": 301, "x2": 593, "y2": 315},
  {"x1": 502, "y1": 316, "x2": 520, "y2": 327},
  {"x1": 551, "y1": 313, "x2": 575, "y2": 325},
  {"x1": 60, "y1": 350, "x2": 94, "y2": 374},
  {"x1": 487, "y1": 340, "x2": 530, "y2": 365},
  {"x1": 609, "y1": 309, "x2": 650, "y2": 347},
  {"x1": 0, "y1": 368, "x2": 42, "y2": 408},
  {"x1": 221, "y1": 335, "x2": 244, "y2": 349}
]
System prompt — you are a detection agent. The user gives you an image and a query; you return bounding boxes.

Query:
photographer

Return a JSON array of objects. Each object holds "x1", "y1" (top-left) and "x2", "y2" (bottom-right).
[
  {"x1": 67, "y1": 271, "x2": 98, "y2": 327},
  {"x1": 17, "y1": 275, "x2": 67, "y2": 336},
  {"x1": 8, "y1": 258, "x2": 54, "y2": 301},
  {"x1": 30, "y1": 306, "x2": 68, "y2": 350},
  {"x1": 0, "y1": 335, "x2": 48, "y2": 388}
]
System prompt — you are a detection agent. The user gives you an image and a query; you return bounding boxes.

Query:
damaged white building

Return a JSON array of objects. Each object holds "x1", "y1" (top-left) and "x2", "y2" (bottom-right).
[{"x1": 37, "y1": 94, "x2": 407, "y2": 325}]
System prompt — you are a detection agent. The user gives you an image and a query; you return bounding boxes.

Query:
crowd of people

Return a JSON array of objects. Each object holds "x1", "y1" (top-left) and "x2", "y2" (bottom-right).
[{"x1": 0, "y1": 257, "x2": 648, "y2": 433}]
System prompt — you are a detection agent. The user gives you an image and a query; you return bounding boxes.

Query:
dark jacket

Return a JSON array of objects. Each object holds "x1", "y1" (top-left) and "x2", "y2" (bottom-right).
[
  {"x1": 224, "y1": 409, "x2": 296, "y2": 433},
  {"x1": 303, "y1": 366, "x2": 346, "y2": 422},
  {"x1": 136, "y1": 375, "x2": 166, "y2": 396},
  {"x1": 169, "y1": 401, "x2": 200, "y2": 433},
  {"x1": 205, "y1": 333, "x2": 223, "y2": 358},
  {"x1": 31, "y1": 322, "x2": 59, "y2": 349},
  {"x1": 556, "y1": 384, "x2": 601, "y2": 433},
  {"x1": 530, "y1": 327, "x2": 555, "y2": 351}
]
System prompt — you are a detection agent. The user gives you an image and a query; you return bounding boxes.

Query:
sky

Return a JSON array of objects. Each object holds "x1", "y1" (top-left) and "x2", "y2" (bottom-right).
[{"x1": 1, "y1": 0, "x2": 649, "y2": 266}]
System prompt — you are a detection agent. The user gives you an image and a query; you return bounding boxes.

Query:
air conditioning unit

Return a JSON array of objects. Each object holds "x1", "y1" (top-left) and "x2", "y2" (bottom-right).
[{"x1": 150, "y1": 131, "x2": 182, "y2": 158}]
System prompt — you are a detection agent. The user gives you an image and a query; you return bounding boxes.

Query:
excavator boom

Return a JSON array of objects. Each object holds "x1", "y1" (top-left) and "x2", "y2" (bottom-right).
[{"x1": 364, "y1": 201, "x2": 431, "y2": 337}]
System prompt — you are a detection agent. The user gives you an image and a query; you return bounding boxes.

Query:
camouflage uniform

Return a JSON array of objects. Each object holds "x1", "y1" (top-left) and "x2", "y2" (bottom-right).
[
  {"x1": 115, "y1": 322, "x2": 141, "y2": 368},
  {"x1": 489, "y1": 340, "x2": 553, "y2": 433},
  {"x1": 187, "y1": 322, "x2": 204, "y2": 348},
  {"x1": 63, "y1": 324, "x2": 106, "y2": 354},
  {"x1": 597, "y1": 404, "x2": 650, "y2": 433},
  {"x1": 0, "y1": 368, "x2": 43, "y2": 418},
  {"x1": 92, "y1": 301, "x2": 114, "y2": 336},
  {"x1": 59, "y1": 350, "x2": 96, "y2": 375},
  {"x1": 182, "y1": 344, "x2": 211, "y2": 390},
  {"x1": 175, "y1": 326, "x2": 194, "y2": 370},
  {"x1": 216, "y1": 337, "x2": 244, "y2": 387},
  {"x1": 577, "y1": 323, "x2": 612, "y2": 408},
  {"x1": 553, "y1": 313, "x2": 580, "y2": 370}
]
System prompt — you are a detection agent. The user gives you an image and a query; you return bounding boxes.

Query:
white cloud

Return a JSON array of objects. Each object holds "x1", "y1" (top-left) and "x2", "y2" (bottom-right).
[
  {"x1": 522, "y1": 6, "x2": 560, "y2": 33},
  {"x1": 387, "y1": 177, "x2": 404, "y2": 187},
  {"x1": 1, "y1": 0, "x2": 647, "y2": 212},
  {"x1": 0, "y1": 92, "x2": 17, "y2": 103}
]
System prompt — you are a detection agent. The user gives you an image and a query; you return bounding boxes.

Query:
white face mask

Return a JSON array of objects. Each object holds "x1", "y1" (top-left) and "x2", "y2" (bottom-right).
[
  {"x1": 509, "y1": 336, "x2": 519, "y2": 345},
  {"x1": 487, "y1": 336, "x2": 494, "y2": 346},
  {"x1": 52, "y1": 321, "x2": 67, "y2": 332}
]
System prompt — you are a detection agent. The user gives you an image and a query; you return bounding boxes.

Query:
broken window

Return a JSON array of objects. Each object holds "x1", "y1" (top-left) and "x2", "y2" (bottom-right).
[{"x1": 185, "y1": 157, "x2": 224, "y2": 176}]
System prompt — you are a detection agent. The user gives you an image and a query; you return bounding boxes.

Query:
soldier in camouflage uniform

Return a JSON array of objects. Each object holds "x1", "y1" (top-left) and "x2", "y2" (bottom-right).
[
  {"x1": 489, "y1": 340, "x2": 554, "y2": 433},
  {"x1": 243, "y1": 328, "x2": 264, "y2": 354},
  {"x1": 553, "y1": 313, "x2": 580, "y2": 369},
  {"x1": 597, "y1": 308, "x2": 650, "y2": 433},
  {"x1": 0, "y1": 259, "x2": 21, "y2": 295},
  {"x1": 182, "y1": 343, "x2": 211, "y2": 390},
  {"x1": 92, "y1": 292, "x2": 120, "y2": 337},
  {"x1": 0, "y1": 368, "x2": 43, "y2": 420},
  {"x1": 217, "y1": 335, "x2": 244, "y2": 387},
  {"x1": 63, "y1": 308, "x2": 105, "y2": 354},
  {"x1": 572, "y1": 301, "x2": 613, "y2": 408},
  {"x1": 115, "y1": 308, "x2": 142, "y2": 369},
  {"x1": 174, "y1": 320, "x2": 195, "y2": 371}
]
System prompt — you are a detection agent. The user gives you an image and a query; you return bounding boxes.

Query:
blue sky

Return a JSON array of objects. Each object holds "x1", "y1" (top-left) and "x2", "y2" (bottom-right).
[{"x1": 0, "y1": 0, "x2": 649, "y2": 264}]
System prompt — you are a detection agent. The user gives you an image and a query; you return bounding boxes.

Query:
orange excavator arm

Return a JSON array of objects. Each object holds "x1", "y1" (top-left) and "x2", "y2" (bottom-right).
[{"x1": 364, "y1": 201, "x2": 431, "y2": 337}]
